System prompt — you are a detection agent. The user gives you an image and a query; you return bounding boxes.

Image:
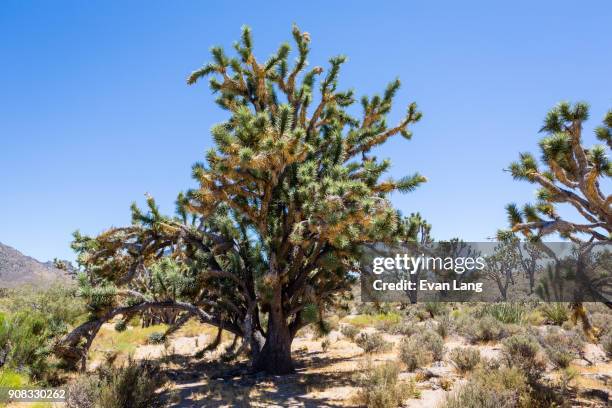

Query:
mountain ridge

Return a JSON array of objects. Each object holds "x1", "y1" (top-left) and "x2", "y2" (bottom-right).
[{"x1": 0, "y1": 241, "x2": 75, "y2": 288}]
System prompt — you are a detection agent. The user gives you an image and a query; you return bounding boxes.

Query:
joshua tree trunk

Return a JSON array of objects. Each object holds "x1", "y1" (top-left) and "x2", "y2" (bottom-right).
[{"x1": 253, "y1": 289, "x2": 294, "y2": 374}]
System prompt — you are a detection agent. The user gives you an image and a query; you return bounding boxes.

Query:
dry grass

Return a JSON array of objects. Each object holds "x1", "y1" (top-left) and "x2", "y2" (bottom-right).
[
  {"x1": 89, "y1": 323, "x2": 168, "y2": 363},
  {"x1": 344, "y1": 313, "x2": 401, "y2": 328}
]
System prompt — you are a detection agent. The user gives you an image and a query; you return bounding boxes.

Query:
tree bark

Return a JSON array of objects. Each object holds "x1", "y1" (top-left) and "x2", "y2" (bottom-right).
[{"x1": 252, "y1": 289, "x2": 294, "y2": 374}]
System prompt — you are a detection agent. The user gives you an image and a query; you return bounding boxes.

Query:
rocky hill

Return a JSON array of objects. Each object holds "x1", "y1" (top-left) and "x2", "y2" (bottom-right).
[{"x1": 0, "y1": 242, "x2": 75, "y2": 288}]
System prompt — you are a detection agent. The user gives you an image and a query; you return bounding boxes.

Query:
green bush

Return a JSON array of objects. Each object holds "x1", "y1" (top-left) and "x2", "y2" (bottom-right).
[
  {"x1": 480, "y1": 303, "x2": 526, "y2": 324},
  {"x1": 354, "y1": 361, "x2": 419, "y2": 408},
  {"x1": 460, "y1": 315, "x2": 507, "y2": 343},
  {"x1": 114, "y1": 320, "x2": 127, "y2": 332},
  {"x1": 502, "y1": 334, "x2": 546, "y2": 382},
  {"x1": 541, "y1": 328, "x2": 583, "y2": 368},
  {"x1": 449, "y1": 347, "x2": 481, "y2": 373},
  {"x1": 340, "y1": 324, "x2": 359, "y2": 340},
  {"x1": 355, "y1": 332, "x2": 392, "y2": 354},
  {"x1": 540, "y1": 303, "x2": 569, "y2": 325},
  {"x1": 0, "y1": 285, "x2": 87, "y2": 383},
  {"x1": 0, "y1": 310, "x2": 53, "y2": 380},
  {"x1": 439, "y1": 367, "x2": 529, "y2": 408},
  {"x1": 424, "y1": 302, "x2": 447, "y2": 318},
  {"x1": 399, "y1": 329, "x2": 444, "y2": 371},
  {"x1": 436, "y1": 315, "x2": 454, "y2": 338},
  {"x1": 147, "y1": 332, "x2": 166, "y2": 345},
  {"x1": 66, "y1": 375, "x2": 100, "y2": 408},
  {"x1": 389, "y1": 320, "x2": 418, "y2": 336},
  {"x1": 440, "y1": 382, "x2": 515, "y2": 408},
  {"x1": 67, "y1": 359, "x2": 165, "y2": 408}
]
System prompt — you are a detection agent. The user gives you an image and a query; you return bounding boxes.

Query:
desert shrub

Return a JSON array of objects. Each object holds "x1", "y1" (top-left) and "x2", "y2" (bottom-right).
[
  {"x1": 439, "y1": 367, "x2": 529, "y2": 408},
  {"x1": 601, "y1": 333, "x2": 612, "y2": 358},
  {"x1": 399, "y1": 329, "x2": 444, "y2": 371},
  {"x1": 541, "y1": 328, "x2": 583, "y2": 368},
  {"x1": 3, "y1": 284, "x2": 86, "y2": 329},
  {"x1": 0, "y1": 310, "x2": 52, "y2": 380},
  {"x1": 147, "y1": 332, "x2": 166, "y2": 344},
  {"x1": 460, "y1": 315, "x2": 507, "y2": 343},
  {"x1": 66, "y1": 375, "x2": 100, "y2": 408},
  {"x1": 389, "y1": 320, "x2": 418, "y2": 336},
  {"x1": 374, "y1": 318, "x2": 399, "y2": 333},
  {"x1": 412, "y1": 305, "x2": 431, "y2": 321},
  {"x1": 420, "y1": 329, "x2": 445, "y2": 360},
  {"x1": 321, "y1": 338, "x2": 330, "y2": 352},
  {"x1": 480, "y1": 303, "x2": 526, "y2": 324},
  {"x1": 440, "y1": 382, "x2": 515, "y2": 408},
  {"x1": 340, "y1": 324, "x2": 359, "y2": 340},
  {"x1": 67, "y1": 359, "x2": 165, "y2": 408},
  {"x1": 97, "y1": 359, "x2": 165, "y2": 408},
  {"x1": 355, "y1": 332, "x2": 392, "y2": 354},
  {"x1": 0, "y1": 286, "x2": 87, "y2": 383},
  {"x1": 399, "y1": 338, "x2": 427, "y2": 371},
  {"x1": 316, "y1": 314, "x2": 340, "y2": 337},
  {"x1": 502, "y1": 334, "x2": 546, "y2": 382},
  {"x1": 540, "y1": 303, "x2": 568, "y2": 325},
  {"x1": 424, "y1": 302, "x2": 447, "y2": 318},
  {"x1": 354, "y1": 361, "x2": 419, "y2": 408},
  {"x1": 449, "y1": 347, "x2": 481, "y2": 373},
  {"x1": 556, "y1": 367, "x2": 578, "y2": 395},
  {"x1": 591, "y1": 312, "x2": 612, "y2": 336},
  {"x1": 114, "y1": 320, "x2": 127, "y2": 332},
  {"x1": 436, "y1": 315, "x2": 454, "y2": 338},
  {"x1": 524, "y1": 309, "x2": 545, "y2": 326}
]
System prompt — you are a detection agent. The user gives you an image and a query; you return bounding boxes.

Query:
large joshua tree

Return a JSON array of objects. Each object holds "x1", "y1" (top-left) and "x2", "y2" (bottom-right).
[
  {"x1": 55, "y1": 25, "x2": 425, "y2": 374},
  {"x1": 505, "y1": 102, "x2": 611, "y2": 335}
]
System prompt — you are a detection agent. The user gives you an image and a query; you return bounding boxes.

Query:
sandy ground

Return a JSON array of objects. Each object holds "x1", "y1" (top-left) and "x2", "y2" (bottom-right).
[
  {"x1": 124, "y1": 326, "x2": 609, "y2": 408},
  {"x1": 77, "y1": 319, "x2": 611, "y2": 408}
]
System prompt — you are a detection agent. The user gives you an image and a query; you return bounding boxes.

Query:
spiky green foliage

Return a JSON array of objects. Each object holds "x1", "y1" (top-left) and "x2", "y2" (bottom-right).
[
  {"x1": 57, "y1": 25, "x2": 424, "y2": 374},
  {"x1": 504, "y1": 101, "x2": 612, "y2": 337},
  {"x1": 506, "y1": 102, "x2": 611, "y2": 242}
]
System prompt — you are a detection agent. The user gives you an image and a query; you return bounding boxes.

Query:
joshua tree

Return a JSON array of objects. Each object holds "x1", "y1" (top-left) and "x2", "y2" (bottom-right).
[
  {"x1": 55, "y1": 25, "x2": 424, "y2": 374},
  {"x1": 505, "y1": 102, "x2": 611, "y2": 337},
  {"x1": 486, "y1": 233, "x2": 525, "y2": 300},
  {"x1": 398, "y1": 212, "x2": 432, "y2": 303}
]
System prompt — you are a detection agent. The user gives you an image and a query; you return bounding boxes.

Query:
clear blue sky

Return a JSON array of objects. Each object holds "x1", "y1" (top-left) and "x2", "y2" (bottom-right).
[{"x1": 1, "y1": 1, "x2": 611, "y2": 262}]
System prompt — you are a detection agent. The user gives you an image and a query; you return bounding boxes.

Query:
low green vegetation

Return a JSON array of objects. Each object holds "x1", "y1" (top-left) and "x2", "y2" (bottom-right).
[
  {"x1": 0, "y1": 285, "x2": 86, "y2": 385},
  {"x1": 479, "y1": 303, "x2": 527, "y2": 324},
  {"x1": 458, "y1": 315, "x2": 508, "y2": 343},
  {"x1": 540, "y1": 303, "x2": 569, "y2": 326},
  {"x1": 340, "y1": 324, "x2": 359, "y2": 340},
  {"x1": 66, "y1": 359, "x2": 165, "y2": 408},
  {"x1": 540, "y1": 328, "x2": 583, "y2": 368},
  {"x1": 398, "y1": 329, "x2": 444, "y2": 371},
  {"x1": 449, "y1": 347, "x2": 481, "y2": 373},
  {"x1": 355, "y1": 332, "x2": 392, "y2": 354},
  {"x1": 354, "y1": 360, "x2": 420, "y2": 408},
  {"x1": 440, "y1": 367, "x2": 530, "y2": 408},
  {"x1": 347, "y1": 313, "x2": 402, "y2": 329}
]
